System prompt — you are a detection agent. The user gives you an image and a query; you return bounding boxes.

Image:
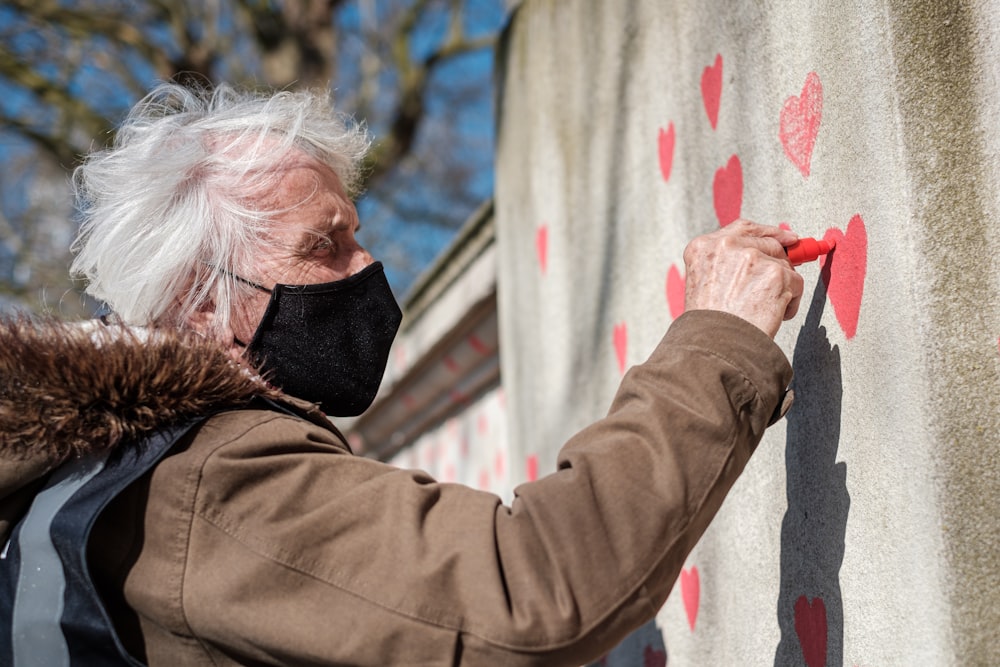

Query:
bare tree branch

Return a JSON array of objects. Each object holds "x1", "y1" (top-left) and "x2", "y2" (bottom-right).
[{"x1": 0, "y1": 0, "x2": 506, "y2": 312}]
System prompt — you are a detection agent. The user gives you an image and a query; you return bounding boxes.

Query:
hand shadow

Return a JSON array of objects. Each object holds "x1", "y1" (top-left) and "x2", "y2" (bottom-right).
[{"x1": 774, "y1": 273, "x2": 850, "y2": 667}]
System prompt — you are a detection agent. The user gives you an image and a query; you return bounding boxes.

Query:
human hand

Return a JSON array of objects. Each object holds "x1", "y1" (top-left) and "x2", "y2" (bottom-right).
[{"x1": 682, "y1": 220, "x2": 804, "y2": 338}]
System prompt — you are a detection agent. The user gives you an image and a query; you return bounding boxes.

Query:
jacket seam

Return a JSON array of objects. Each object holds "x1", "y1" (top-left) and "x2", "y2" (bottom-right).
[
  {"x1": 193, "y1": 511, "x2": 475, "y2": 636},
  {"x1": 178, "y1": 410, "x2": 321, "y2": 663},
  {"x1": 670, "y1": 343, "x2": 770, "y2": 406},
  {"x1": 192, "y1": 392, "x2": 752, "y2": 654}
]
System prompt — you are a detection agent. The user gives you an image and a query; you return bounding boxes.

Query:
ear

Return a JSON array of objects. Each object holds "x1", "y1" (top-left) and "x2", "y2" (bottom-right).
[
  {"x1": 184, "y1": 300, "x2": 244, "y2": 361},
  {"x1": 184, "y1": 302, "x2": 216, "y2": 336}
]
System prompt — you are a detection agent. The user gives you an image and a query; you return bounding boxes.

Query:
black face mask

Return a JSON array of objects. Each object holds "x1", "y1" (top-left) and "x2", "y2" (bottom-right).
[{"x1": 237, "y1": 261, "x2": 402, "y2": 417}]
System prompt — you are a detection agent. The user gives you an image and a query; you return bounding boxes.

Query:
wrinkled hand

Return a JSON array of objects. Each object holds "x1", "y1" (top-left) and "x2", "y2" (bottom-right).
[{"x1": 683, "y1": 220, "x2": 804, "y2": 338}]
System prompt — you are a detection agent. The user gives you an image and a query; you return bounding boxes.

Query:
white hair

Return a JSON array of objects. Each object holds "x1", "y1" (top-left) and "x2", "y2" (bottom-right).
[{"x1": 70, "y1": 81, "x2": 371, "y2": 331}]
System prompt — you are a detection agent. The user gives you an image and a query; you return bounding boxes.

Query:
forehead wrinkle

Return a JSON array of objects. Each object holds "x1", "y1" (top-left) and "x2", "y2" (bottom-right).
[{"x1": 254, "y1": 165, "x2": 322, "y2": 214}]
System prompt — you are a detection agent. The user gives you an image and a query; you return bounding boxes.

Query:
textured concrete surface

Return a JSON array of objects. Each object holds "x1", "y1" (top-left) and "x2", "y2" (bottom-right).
[{"x1": 493, "y1": 0, "x2": 1000, "y2": 664}]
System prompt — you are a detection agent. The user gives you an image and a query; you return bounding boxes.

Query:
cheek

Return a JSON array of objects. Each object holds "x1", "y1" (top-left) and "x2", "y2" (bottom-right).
[{"x1": 230, "y1": 292, "x2": 271, "y2": 342}]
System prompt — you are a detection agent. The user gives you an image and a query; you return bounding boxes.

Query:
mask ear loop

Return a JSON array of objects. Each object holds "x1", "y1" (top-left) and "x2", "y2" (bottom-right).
[{"x1": 203, "y1": 263, "x2": 274, "y2": 348}]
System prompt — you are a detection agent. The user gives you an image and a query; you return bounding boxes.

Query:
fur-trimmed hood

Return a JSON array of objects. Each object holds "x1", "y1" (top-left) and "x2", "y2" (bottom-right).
[{"x1": 0, "y1": 316, "x2": 286, "y2": 540}]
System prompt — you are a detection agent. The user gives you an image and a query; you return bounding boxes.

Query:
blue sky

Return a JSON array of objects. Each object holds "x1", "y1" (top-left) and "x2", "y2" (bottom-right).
[{"x1": 0, "y1": 1, "x2": 511, "y2": 307}]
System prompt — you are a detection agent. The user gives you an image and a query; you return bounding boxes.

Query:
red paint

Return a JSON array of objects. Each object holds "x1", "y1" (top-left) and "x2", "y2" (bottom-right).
[
  {"x1": 658, "y1": 122, "x2": 676, "y2": 182},
  {"x1": 779, "y1": 222, "x2": 793, "y2": 231},
  {"x1": 536, "y1": 224, "x2": 548, "y2": 275},
  {"x1": 402, "y1": 394, "x2": 416, "y2": 409},
  {"x1": 449, "y1": 389, "x2": 468, "y2": 404},
  {"x1": 643, "y1": 645, "x2": 667, "y2": 667},
  {"x1": 794, "y1": 595, "x2": 828, "y2": 667},
  {"x1": 477, "y1": 413, "x2": 489, "y2": 436},
  {"x1": 494, "y1": 450, "x2": 505, "y2": 479},
  {"x1": 526, "y1": 454, "x2": 538, "y2": 482},
  {"x1": 478, "y1": 469, "x2": 490, "y2": 491},
  {"x1": 666, "y1": 264, "x2": 686, "y2": 320},
  {"x1": 346, "y1": 432, "x2": 363, "y2": 452},
  {"x1": 613, "y1": 322, "x2": 628, "y2": 375},
  {"x1": 681, "y1": 565, "x2": 700, "y2": 630},
  {"x1": 780, "y1": 72, "x2": 823, "y2": 178},
  {"x1": 713, "y1": 154, "x2": 743, "y2": 226},
  {"x1": 786, "y1": 237, "x2": 836, "y2": 266},
  {"x1": 443, "y1": 355, "x2": 459, "y2": 373},
  {"x1": 467, "y1": 334, "x2": 490, "y2": 356},
  {"x1": 701, "y1": 54, "x2": 723, "y2": 130},
  {"x1": 821, "y1": 215, "x2": 868, "y2": 340}
]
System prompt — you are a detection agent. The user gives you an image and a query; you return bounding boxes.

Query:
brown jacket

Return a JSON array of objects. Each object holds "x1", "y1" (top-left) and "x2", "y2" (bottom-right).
[{"x1": 0, "y1": 310, "x2": 792, "y2": 666}]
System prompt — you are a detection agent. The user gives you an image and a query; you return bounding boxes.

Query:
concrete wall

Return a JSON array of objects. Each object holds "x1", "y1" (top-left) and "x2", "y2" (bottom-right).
[{"x1": 493, "y1": 1, "x2": 999, "y2": 665}]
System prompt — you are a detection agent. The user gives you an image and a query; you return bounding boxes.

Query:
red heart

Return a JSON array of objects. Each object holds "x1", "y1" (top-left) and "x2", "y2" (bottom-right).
[
  {"x1": 680, "y1": 565, "x2": 699, "y2": 631},
  {"x1": 526, "y1": 454, "x2": 538, "y2": 482},
  {"x1": 643, "y1": 645, "x2": 667, "y2": 667},
  {"x1": 666, "y1": 264, "x2": 686, "y2": 320},
  {"x1": 613, "y1": 322, "x2": 627, "y2": 375},
  {"x1": 780, "y1": 72, "x2": 823, "y2": 178},
  {"x1": 467, "y1": 334, "x2": 490, "y2": 356},
  {"x1": 821, "y1": 214, "x2": 868, "y2": 340},
  {"x1": 713, "y1": 154, "x2": 743, "y2": 226},
  {"x1": 536, "y1": 224, "x2": 548, "y2": 274},
  {"x1": 658, "y1": 122, "x2": 675, "y2": 182},
  {"x1": 794, "y1": 595, "x2": 828, "y2": 667},
  {"x1": 701, "y1": 54, "x2": 723, "y2": 130}
]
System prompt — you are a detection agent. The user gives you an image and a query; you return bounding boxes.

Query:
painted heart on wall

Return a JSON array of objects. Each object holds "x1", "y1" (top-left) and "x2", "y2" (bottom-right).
[
  {"x1": 658, "y1": 122, "x2": 676, "y2": 182},
  {"x1": 794, "y1": 595, "x2": 828, "y2": 667},
  {"x1": 643, "y1": 645, "x2": 667, "y2": 667},
  {"x1": 536, "y1": 224, "x2": 548, "y2": 275},
  {"x1": 666, "y1": 264, "x2": 686, "y2": 320},
  {"x1": 713, "y1": 154, "x2": 743, "y2": 226},
  {"x1": 613, "y1": 322, "x2": 628, "y2": 375},
  {"x1": 821, "y1": 214, "x2": 868, "y2": 340},
  {"x1": 526, "y1": 454, "x2": 538, "y2": 482},
  {"x1": 680, "y1": 565, "x2": 700, "y2": 631},
  {"x1": 780, "y1": 72, "x2": 823, "y2": 178},
  {"x1": 701, "y1": 54, "x2": 723, "y2": 130}
]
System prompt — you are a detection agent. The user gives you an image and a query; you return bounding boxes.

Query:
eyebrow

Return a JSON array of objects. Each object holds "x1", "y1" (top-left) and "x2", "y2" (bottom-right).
[
  {"x1": 317, "y1": 217, "x2": 360, "y2": 235},
  {"x1": 294, "y1": 217, "x2": 360, "y2": 247}
]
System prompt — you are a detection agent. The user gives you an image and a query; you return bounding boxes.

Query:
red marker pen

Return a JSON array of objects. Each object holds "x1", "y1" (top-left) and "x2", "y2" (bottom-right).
[{"x1": 785, "y1": 237, "x2": 836, "y2": 265}]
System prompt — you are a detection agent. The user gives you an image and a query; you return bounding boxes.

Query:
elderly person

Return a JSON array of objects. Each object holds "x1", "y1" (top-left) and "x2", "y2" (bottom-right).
[{"x1": 0, "y1": 82, "x2": 802, "y2": 666}]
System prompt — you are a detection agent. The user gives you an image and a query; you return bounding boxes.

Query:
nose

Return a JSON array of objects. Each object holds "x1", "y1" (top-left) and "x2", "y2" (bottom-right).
[{"x1": 348, "y1": 244, "x2": 375, "y2": 277}]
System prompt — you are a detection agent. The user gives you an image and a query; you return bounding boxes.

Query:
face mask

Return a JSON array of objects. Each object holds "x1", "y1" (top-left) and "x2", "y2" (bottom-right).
[{"x1": 236, "y1": 261, "x2": 402, "y2": 417}]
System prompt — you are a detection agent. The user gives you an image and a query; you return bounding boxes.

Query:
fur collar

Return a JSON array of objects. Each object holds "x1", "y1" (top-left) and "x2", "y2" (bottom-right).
[{"x1": 0, "y1": 316, "x2": 282, "y2": 464}]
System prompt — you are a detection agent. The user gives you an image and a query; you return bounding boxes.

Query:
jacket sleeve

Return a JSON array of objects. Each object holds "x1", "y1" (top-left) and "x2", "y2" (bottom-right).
[
  {"x1": 471, "y1": 309, "x2": 792, "y2": 662},
  {"x1": 177, "y1": 310, "x2": 792, "y2": 666}
]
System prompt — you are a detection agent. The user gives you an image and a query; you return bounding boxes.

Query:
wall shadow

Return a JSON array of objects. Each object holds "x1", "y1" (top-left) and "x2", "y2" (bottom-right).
[{"x1": 774, "y1": 274, "x2": 850, "y2": 667}]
